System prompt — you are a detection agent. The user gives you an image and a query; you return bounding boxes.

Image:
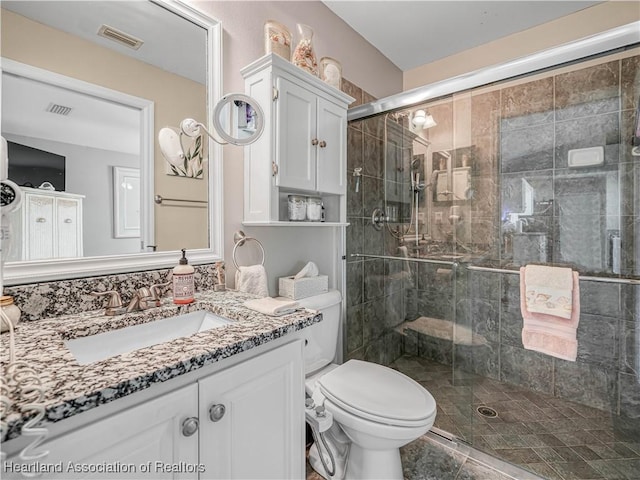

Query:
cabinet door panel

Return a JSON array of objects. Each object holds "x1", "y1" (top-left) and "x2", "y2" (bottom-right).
[
  {"x1": 276, "y1": 77, "x2": 316, "y2": 191},
  {"x1": 199, "y1": 341, "x2": 304, "y2": 480},
  {"x1": 25, "y1": 194, "x2": 55, "y2": 260},
  {"x1": 6, "y1": 385, "x2": 199, "y2": 480},
  {"x1": 57, "y1": 198, "x2": 82, "y2": 258},
  {"x1": 316, "y1": 98, "x2": 346, "y2": 195}
]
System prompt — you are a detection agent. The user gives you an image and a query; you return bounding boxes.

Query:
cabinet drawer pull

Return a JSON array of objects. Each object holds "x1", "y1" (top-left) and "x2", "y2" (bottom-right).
[
  {"x1": 209, "y1": 404, "x2": 226, "y2": 422},
  {"x1": 181, "y1": 417, "x2": 199, "y2": 436},
  {"x1": 311, "y1": 138, "x2": 319, "y2": 146},
  {"x1": 35, "y1": 217, "x2": 47, "y2": 223},
  {"x1": 64, "y1": 218, "x2": 73, "y2": 224},
  {"x1": 319, "y1": 140, "x2": 327, "y2": 148}
]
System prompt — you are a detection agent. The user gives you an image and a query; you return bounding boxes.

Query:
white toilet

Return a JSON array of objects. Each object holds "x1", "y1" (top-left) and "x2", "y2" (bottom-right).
[{"x1": 297, "y1": 290, "x2": 436, "y2": 480}]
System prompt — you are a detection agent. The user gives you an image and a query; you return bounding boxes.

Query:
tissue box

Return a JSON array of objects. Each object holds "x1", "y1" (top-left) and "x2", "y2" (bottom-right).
[{"x1": 279, "y1": 275, "x2": 328, "y2": 300}]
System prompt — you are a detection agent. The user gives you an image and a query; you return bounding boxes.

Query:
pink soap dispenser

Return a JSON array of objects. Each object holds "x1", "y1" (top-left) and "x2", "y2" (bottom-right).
[{"x1": 172, "y1": 248, "x2": 195, "y2": 304}]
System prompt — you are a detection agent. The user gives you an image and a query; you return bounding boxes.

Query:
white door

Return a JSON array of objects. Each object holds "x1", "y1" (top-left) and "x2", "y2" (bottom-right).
[
  {"x1": 199, "y1": 341, "x2": 304, "y2": 480},
  {"x1": 315, "y1": 97, "x2": 347, "y2": 195},
  {"x1": 275, "y1": 76, "x2": 317, "y2": 191},
  {"x1": 5, "y1": 385, "x2": 199, "y2": 479}
]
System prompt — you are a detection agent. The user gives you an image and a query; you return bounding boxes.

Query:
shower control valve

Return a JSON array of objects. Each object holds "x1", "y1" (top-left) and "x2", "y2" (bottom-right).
[{"x1": 371, "y1": 207, "x2": 388, "y2": 231}]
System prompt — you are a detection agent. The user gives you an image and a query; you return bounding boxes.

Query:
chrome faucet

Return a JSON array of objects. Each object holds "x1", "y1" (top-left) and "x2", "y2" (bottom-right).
[
  {"x1": 91, "y1": 290, "x2": 126, "y2": 316},
  {"x1": 126, "y1": 287, "x2": 154, "y2": 312},
  {"x1": 92, "y1": 281, "x2": 170, "y2": 315}
]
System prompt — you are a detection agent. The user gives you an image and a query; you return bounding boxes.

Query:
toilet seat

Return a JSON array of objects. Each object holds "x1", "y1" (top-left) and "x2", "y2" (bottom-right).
[{"x1": 316, "y1": 360, "x2": 436, "y2": 428}]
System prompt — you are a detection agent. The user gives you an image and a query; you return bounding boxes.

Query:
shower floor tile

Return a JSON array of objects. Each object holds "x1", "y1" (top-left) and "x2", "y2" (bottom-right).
[
  {"x1": 306, "y1": 431, "x2": 539, "y2": 480},
  {"x1": 390, "y1": 355, "x2": 640, "y2": 480}
]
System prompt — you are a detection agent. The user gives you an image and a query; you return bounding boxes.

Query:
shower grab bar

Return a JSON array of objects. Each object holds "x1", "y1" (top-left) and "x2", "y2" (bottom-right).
[
  {"x1": 350, "y1": 253, "x2": 458, "y2": 267},
  {"x1": 466, "y1": 265, "x2": 640, "y2": 285},
  {"x1": 351, "y1": 253, "x2": 640, "y2": 285}
]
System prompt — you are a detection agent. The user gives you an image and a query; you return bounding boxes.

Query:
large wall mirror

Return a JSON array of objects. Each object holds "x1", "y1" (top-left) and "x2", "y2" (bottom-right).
[{"x1": 1, "y1": 0, "x2": 223, "y2": 285}]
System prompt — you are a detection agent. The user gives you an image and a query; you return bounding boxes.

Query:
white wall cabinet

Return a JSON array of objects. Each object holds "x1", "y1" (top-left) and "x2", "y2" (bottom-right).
[
  {"x1": 5, "y1": 341, "x2": 303, "y2": 480},
  {"x1": 7, "y1": 187, "x2": 84, "y2": 261},
  {"x1": 242, "y1": 54, "x2": 353, "y2": 225}
]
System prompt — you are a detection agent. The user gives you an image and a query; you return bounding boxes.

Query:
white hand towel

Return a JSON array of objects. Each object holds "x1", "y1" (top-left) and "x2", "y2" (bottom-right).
[
  {"x1": 244, "y1": 297, "x2": 299, "y2": 316},
  {"x1": 524, "y1": 265, "x2": 574, "y2": 319},
  {"x1": 235, "y1": 265, "x2": 269, "y2": 297}
]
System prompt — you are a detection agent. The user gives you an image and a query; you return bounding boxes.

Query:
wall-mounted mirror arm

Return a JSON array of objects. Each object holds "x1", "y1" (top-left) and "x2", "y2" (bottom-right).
[
  {"x1": 180, "y1": 118, "x2": 227, "y2": 145},
  {"x1": 159, "y1": 93, "x2": 265, "y2": 167}
]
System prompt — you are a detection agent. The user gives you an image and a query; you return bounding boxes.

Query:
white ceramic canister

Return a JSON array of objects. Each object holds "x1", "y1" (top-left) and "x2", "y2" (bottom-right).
[
  {"x1": 288, "y1": 195, "x2": 307, "y2": 221},
  {"x1": 306, "y1": 196, "x2": 322, "y2": 221},
  {"x1": 0, "y1": 295, "x2": 21, "y2": 333}
]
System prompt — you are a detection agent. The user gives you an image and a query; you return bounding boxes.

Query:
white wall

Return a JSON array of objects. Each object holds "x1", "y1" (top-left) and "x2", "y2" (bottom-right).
[
  {"x1": 190, "y1": 1, "x2": 402, "y2": 292},
  {"x1": 5, "y1": 134, "x2": 140, "y2": 257},
  {"x1": 403, "y1": 1, "x2": 640, "y2": 89}
]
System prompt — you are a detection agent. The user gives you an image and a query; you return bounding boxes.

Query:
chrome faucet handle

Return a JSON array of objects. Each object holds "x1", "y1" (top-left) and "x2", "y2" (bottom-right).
[
  {"x1": 125, "y1": 287, "x2": 154, "y2": 313},
  {"x1": 91, "y1": 291, "x2": 126, "y2": 316},
  {"x1": 149, "y1": 281, "x2": 171, "y2": 306}
]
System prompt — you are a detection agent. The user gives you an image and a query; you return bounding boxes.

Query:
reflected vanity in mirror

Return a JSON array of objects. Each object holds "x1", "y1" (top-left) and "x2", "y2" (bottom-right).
[
  {"x1": 0, "y1": 0, "x2": 247, "y2": 285},
  {"x1": 432, "y1": 147, "x2": 472, "y2": 204}
]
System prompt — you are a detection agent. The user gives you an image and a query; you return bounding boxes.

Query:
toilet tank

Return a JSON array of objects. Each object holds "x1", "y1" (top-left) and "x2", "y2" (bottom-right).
[{"x1": 295, "y1": 290, "x2": 342, "y2": 375}]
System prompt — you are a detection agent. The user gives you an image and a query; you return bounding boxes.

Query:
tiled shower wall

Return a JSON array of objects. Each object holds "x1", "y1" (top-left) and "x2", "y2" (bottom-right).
[
  {"x1": 343, "y1": 52, "x2": 640, "y2": 422},
  {"x1": 451, "y1": 54, "x2": 640, "y2": 421},
  {"x1": 342, "y1": 79, "x2": 407, "y2": 365}
]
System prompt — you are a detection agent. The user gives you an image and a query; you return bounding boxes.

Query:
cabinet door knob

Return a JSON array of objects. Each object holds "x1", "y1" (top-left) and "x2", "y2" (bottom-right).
[
  {"x1": 319, "y1": 140, "x2": 327, "y2": 148},
  {"x1": 181, "y1": 417, "x2": 199, "y2": 436},
  {"x1": 209, "y1": 403, "x2": 226, "y2": 422},
  {"x1": 36, "y1": 217, "x2": 47, "y2": 223},
  {"x1": 64, "y1": 218, "x2": 73, "y2": 224},
  {"x1": 311, "y1": 138, "x2": 319, "y2": 146}
]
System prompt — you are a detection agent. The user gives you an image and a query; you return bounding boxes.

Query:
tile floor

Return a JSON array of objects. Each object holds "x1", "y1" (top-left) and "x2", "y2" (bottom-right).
[
  {"x1": 306, "y1": 430, "x2": 539, "y2": 480},
  {"x1": 390, "y1": 355, "x2": 640, "y2": 480}
]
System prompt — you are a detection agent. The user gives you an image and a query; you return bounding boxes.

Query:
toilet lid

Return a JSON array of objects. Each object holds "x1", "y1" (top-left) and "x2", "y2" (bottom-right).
[{"x1": 317, "y1": 360, "x2": 436, "y2": 427}]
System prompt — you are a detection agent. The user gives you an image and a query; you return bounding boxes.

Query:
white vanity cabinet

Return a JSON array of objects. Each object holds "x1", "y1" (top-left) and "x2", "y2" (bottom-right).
[
  {"x1": 199, "y1": 339, "x2": 304, "y2": 479},
  {"x1": 4, "y1": 340, "x2": 303, "y2": 480},
  {"x1": 241, "y1": 54, "x2": 353, "y2": 225},
  {"x1": 6, "y1": 187, "x2": 84, "y2": 261},
  {"x1": 8, "y1": 384, "x2": 200, "y2": 480}
]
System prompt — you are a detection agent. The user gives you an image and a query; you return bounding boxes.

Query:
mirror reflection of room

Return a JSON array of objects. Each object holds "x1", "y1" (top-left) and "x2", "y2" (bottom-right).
[{"x1": 1, "y1": 0, "x2": 209, "y2": 261}]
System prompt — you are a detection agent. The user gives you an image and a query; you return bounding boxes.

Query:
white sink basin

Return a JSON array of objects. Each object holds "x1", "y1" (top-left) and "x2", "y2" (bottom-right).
[{"x1": 65, "y1": 310, "x2": 233, "y2": 365}]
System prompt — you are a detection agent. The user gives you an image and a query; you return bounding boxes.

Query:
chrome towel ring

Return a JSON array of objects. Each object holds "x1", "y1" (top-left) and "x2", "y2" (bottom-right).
[{"x1": 232, "y1": 231, "x2": 265, "y2": 269}]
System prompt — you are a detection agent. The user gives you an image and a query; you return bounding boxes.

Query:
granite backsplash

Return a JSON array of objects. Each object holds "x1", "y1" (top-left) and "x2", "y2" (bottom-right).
[{"x1": 3, "y1": 263, "x2": 225, "y2": 322}]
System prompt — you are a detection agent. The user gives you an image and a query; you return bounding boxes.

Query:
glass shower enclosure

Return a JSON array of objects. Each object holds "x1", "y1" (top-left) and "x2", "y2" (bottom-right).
[{"x1": 345, "y1": 31, "x2": 640, "y2": 479}]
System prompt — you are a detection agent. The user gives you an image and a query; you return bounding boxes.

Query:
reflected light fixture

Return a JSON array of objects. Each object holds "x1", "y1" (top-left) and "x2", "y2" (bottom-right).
[{"x1": 412, "y1": 109, "x2": 437, "y2": 129}]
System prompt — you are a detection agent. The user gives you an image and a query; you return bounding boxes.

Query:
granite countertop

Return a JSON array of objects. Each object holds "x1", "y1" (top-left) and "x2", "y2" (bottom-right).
[{"x1": 0, "y1": 289, "x2": 321, "y2": 442}]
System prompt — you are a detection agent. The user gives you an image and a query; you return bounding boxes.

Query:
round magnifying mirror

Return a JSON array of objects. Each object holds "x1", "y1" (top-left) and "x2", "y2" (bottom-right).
[{"x1": 212, "y1": 93, "x2": 264, "y2": 146}]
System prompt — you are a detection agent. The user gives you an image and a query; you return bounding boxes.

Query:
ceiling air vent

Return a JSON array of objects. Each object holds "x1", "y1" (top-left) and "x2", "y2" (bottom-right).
[
  {"x1": 46, "y1": 103, "x2": 73, "y2": 116},
  {"x1": 97, "y1": 24, "x2": 144, "y2": 50}
]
